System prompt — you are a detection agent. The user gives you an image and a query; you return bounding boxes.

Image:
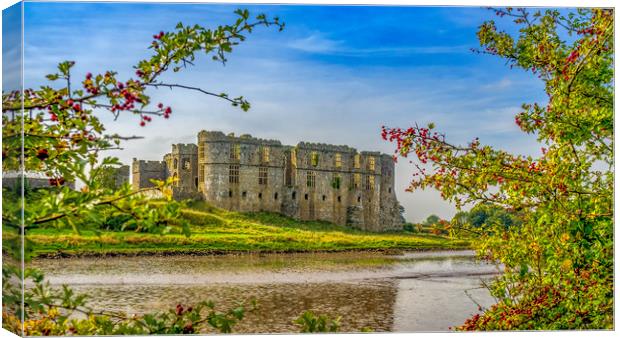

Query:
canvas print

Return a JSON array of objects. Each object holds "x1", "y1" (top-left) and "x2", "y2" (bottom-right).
[{"x1": 1, "y1": 1, "x2": 614, "y2": 335}]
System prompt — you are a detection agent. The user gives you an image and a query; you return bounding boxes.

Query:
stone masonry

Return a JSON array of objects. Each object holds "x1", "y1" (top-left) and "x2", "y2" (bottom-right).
[{"x1": 132, "y1": 131, "x2": 405, "y2": 231}]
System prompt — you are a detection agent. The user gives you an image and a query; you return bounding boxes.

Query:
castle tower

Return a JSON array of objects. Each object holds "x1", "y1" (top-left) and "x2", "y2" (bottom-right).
[
  {"x1": 131, "y1": 158, "x2": 167, "y2": 189},
  {"x1": 164, "y1": 144, "x2": 198, "y2": 190}
]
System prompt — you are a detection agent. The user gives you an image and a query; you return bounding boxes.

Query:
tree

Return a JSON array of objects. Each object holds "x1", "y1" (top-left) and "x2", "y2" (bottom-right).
[
  {"x1": 2, "y1": 9, "x2": 283, "y2": 335},
  {"x1": 382, "y1": 8, "x2": 612, "y2": 329},
  {"x1": 423, "y1": 214, "x2": 441, "y2": 226}
]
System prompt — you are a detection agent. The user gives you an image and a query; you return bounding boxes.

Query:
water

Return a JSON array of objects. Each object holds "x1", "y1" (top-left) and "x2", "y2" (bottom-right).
[{"x1": 30, "y1": 250, "x2": 499, "y2": 333}]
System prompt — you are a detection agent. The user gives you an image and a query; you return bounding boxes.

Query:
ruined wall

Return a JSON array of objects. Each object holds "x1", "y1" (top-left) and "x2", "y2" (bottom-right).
[
  {"x1": 198, "y1": 131, "x2": 285, "y2": 213},
  {"x1": 378, "y1": 155, "x2": 405, "y2": 231},
  {"x1": 292, "y1": 143, "x2": 358, "y2": 226},
  {"x1": 164, "y1": 143, "x2": 200, "y2": 200},
  {"x1": 114, "y1": 165, "x2": 130, "y2": 188},
  {"x1": 131, "y1": 159, "x2": 166, "y2": 189}
]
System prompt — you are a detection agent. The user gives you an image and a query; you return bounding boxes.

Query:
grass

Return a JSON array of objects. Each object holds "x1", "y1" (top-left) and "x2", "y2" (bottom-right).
[{"x1": 22, "y1": 201, "x2": 470, "y2": 257}]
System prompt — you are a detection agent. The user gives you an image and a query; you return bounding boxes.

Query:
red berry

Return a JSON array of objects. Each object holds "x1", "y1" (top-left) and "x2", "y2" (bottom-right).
[
  {"x1": 86, "y1": 72, "x2": 92, "y2": 79},
  {"x1": 50, "y1": 113, "x2": 58, "y2": 121},
  {"x1": 157, "y1": 103, "x2": 163, "y2": 109},
  {"x1": 140, "y1": 121, "x2": 146, "y2": 127},
  {"x1": 36, "y1": 149, "x2": 49, "y2": 161}
]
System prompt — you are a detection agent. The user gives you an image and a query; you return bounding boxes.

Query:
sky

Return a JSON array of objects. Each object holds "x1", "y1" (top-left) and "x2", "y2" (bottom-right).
[{"x1": 4, "y1": 2, "x2": 552, "y2": 222}]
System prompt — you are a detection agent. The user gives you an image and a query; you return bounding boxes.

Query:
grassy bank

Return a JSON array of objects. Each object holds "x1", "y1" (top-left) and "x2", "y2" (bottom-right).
[{"x1": 21, "y1": 201, "x2": 469, "y2": 257}]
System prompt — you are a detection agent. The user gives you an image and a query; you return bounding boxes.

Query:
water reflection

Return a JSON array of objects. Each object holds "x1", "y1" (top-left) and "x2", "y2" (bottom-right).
[{"x1": 31, "y1": 250, "x2": 498, "y2": 333}]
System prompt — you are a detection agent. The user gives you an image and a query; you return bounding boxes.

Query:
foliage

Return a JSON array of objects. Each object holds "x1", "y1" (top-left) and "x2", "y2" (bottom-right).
[
  {"x1": 447, "y1": 203, "x2": 522, "y2": 238},
  {"x1": 423, "y1": 214, "x2": 441, "y2": 226},
  {"x1": 403, "y1": 222, "x2": 416, "y2": 233},
  {"x1": 2, "y1": 9, "x2": 283, "y2": 335},
  {"x1": 382, "y1": 8, "x2": 613, "y2": 330},
  {"x1": 2, "y1": 266, "x2": 251, "y2": 335},
  {"x1": 90, "y1": 165, "x2": 124, "y2": 190},
  {"x1": 294, "y1": 311, "x2": 340, "y2": 333}
]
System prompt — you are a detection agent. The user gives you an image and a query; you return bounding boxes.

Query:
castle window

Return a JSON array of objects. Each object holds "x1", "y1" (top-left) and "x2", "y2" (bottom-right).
[
  {"x1": 304, "y1": 193, "x2": 309, "y2": 200},
  {"x1": 258, "y1": 167, "x2": 268, "y2": 185},
  {"x1": 242, "y1": 191, "x2": 247, "y2": 198},
  {"x1": 262, "y1": 146, "x2": 270, "y2": 163},
  {"x1": 357, "y1": 196, "x2": 361, "y2": 203},
  {"x1": 258, "y1": 192, "x2": 262, "y2": 199},
  {"x1": 368, "y1": 157, "x2": 375, "y2": 171},
  {"x1": 388, "y1": 188, "x2": 391, "y2": 193},
  {"x1": 229, "y1": 164, "x2": 239, "y2": 184},
  {"x1": 365, "y1": 175, "x2": 375, "y2": 191},
  {"x1": 354, "y1": 154, "x2": 361, "y2": 169},
  {"x1": 307, "y1": 171, "x2": 316, "y2": 188},
  {"x1": 229, "y1": 190, "x2": 233, "y2": 198},
  {"x1": 311, "y1": 152, "x2": 319, "y2": 167},
  {"x1": 195, "y1": 177, "x2": 198, "y2": 188},
  {"x1": 353, "y1": 173, "x2": 361, "y2": 189},
  {"x1": 292, "y1": 191, "x2": 296, "y2": 200},
  {"x1": 274, "y1": 192, "x2": 278, "y2": 200},
  {"x1": 183, "y1": 159, "x2": 191, "y2": 170},
  {"x1": 332, "y1": 175, "x2": 341, "y2": 189},
  {"x1": 335, "y1": 153, "x2": 342, "y2": 168},
  {"x1": 337, "y1": 196, "x2": 341, "y2": 203},
  {"x1": 230, "y1": 144, "x2": 240, "y2": 161},
  {"x1": 322, "y1": 195, "x2": 326, "y2": 201},
  {"x1": 173, "y1": 159, "x2": 178, "y2": 169}
]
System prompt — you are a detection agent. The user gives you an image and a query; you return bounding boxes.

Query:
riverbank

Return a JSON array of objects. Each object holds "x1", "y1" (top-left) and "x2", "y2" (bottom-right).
[{"x1": 20, "y1": 201, "x2": 470, "y2": 258}]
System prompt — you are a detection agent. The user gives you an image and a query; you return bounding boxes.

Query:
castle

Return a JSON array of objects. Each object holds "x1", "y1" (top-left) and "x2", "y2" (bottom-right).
[{"x1": 132, "y1": 131, "x2": 405, "y2": 232}]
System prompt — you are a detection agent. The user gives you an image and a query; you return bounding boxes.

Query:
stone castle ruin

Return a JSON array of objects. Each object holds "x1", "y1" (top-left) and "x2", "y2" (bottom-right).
[{"x1": 132, "y1": 131, "x2": 405, "y2": 231}]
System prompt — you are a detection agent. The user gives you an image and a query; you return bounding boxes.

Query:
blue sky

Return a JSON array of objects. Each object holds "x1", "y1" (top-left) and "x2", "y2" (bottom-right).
[{"x1": 6, "y1": 2, "x2": 551, "y2": 222}]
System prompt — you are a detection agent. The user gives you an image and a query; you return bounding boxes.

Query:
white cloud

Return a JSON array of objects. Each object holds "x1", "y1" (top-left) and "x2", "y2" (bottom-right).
[{"x1": 287, "y1": 33, "x2": 471, "y2": 56}]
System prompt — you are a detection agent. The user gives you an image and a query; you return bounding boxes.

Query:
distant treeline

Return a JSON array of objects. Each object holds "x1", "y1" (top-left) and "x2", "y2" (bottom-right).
[{"x1": 404, "y1": 203, "x2": 522, "y2": 237}]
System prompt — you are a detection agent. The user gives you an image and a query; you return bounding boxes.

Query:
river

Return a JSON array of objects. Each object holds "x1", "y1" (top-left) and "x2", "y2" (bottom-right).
[{"x1": 31, "y1": 250, "x2": 499, "y2": 333}]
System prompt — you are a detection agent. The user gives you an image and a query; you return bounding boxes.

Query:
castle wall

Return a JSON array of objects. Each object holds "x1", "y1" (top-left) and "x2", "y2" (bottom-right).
[
  {"x1": 199, "y1": 131, "x2": 286, "y2": 213},
  {"x1": 378, "y1": 154, "x2": 405, "y2": 231},
  {"x1": 114, "y1": 165, "x2": 130, "y2": 188},
  {"x1": 131, "y1": 159, "x2": 166, "y2": 189},
  {"x1": 163, "y1": 144, "x2": 200, "y2": 199}
]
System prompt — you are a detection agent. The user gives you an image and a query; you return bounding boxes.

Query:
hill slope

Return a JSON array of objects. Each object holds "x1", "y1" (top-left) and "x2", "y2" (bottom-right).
[{"x1": 24, "y1": 201, "x2": 469, "y2": 257}]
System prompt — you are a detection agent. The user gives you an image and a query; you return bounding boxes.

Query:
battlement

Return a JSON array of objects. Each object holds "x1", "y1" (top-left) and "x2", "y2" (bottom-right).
[
  {"x1": 198, "y1": 130, "x2": 282, "y2": 146},
  {"x1": 132, "y1": 158, "x2": 166, "y2": 171},
  {"x1": 296, "y1": 142, "x2": 357, "y2": 153},
  {"x1": 171, "y1": 143, "x2": 198, "y2": 154}
]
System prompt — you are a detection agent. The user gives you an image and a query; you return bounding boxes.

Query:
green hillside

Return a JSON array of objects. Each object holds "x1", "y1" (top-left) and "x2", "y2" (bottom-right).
[{"x1": 23, "y1": 201, "x2": 469, "y2": 257}]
